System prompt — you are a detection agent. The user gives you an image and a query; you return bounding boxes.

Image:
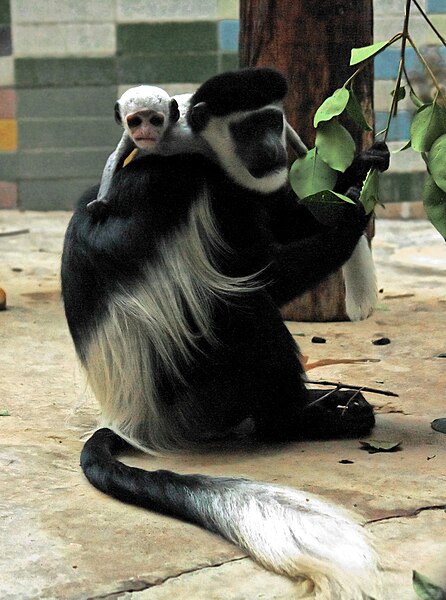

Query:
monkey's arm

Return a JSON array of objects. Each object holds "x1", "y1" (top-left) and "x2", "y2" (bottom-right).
[
  {"x1": 265, "y1": 198, "x2": 370, "y2": 307},
  {"x1": 87, "y1": 132, "x2": 136, "y2": 214}
]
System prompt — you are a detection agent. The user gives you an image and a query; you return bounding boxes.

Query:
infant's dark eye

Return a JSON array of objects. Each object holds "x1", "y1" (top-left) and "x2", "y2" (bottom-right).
[
  {"x1": 127, "y1": 116, "x2": 142, "y2": 128},
  {"x1": 150, "y1": 115, "x2": 165, "y2": 127}
]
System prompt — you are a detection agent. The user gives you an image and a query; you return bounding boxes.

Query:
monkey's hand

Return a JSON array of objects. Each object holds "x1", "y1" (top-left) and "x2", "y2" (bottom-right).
[
  {"x1": 335, "y1": 141, "x2": 390, "y2": 193},
  {"x1": 86, "y1": 197, "x2": 111, "y2": 218}
]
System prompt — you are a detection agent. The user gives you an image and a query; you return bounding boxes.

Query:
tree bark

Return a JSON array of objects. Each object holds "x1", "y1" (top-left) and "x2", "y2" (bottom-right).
[{"x1": 239, "y1": 0, "x2": 375, "y2": 321}]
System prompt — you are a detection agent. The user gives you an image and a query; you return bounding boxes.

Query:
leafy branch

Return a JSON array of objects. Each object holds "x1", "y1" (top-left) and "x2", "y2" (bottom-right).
[{"x1": 289, "y1": 0, "x2": 446, "y2": 239}]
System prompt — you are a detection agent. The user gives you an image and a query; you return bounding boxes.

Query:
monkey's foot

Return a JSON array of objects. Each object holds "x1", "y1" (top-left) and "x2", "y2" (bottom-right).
[{"x1": 301, "y1": 388, "x2": 375, "y2": 439}]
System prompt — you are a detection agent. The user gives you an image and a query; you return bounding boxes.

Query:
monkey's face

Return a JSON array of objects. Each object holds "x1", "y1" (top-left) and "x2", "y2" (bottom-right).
[{"x1": 125, "y1": 110, "x2": 167, "y2": 150}]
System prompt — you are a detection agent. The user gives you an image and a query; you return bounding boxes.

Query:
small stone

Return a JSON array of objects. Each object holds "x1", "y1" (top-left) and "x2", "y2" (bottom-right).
[
  {"x1": 372, "y1": 337, "x2": 391, "y2": 345},
  {"x1": 311, "y1": 336, "x2": 326, "y2": 344},
  {"x1": 0, "y1": 288, "x2": 6, "y2": 311}
]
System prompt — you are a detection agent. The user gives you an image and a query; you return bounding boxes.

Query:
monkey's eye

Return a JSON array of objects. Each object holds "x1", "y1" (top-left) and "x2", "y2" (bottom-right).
[
  {"x1": 150, "y1": 115, "x2": 165, "y2": 127},
  {"x1": 127, "y1": 116, "x2": 142, "y2": 128}
]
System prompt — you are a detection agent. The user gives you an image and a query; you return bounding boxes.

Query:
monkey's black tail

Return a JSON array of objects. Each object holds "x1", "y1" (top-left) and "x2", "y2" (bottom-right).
[{"x1": 81, "y1": 428, "x2": 382, "y2": 600}]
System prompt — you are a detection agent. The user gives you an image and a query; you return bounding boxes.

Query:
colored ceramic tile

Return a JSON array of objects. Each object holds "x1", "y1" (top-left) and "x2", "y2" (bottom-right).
[
  {"x1": 117, "y1": 22, "x2": 217, "y2": 54},
  {"x1": 0, "y1": 88, "x2": 16, "y2": 118},
  {"x1": 15, "y1": 58, "x2": 117, "y2": 88},
  {"x1": 0, "y1": 118, "x2": 17, "y2": 150},
  {"x1": 0, "y1": 24, "x2": 11, "y2": 56},
  {"x1": 17, "y1": 147, "x2": 112, "y2": 179},
  {"x1": 217, "y1": 0, "x2": 238, "y2": 19},
  {"x1": 12, "y1": 24, "x2": 116, "y2": 57},
  {"x1": 117, "y1": 0, "x2": 218, "y2": 22},
  {"x1": 380, "y1": 171, "x2": 427, "y2": 203},
  {"x1": 11, "y1": 0, "x2": 115, "y2": 23},
  {"x1": 374, "y1": 47, "x2": 420, "y2": 80},
  {"x1": 18, "y1": 118, "x2": 121, "y2": 149},
  {"x1": 19, "y1": 177, "x2": 99, "y2": 210},
  {"x1": 0, "y1": 56, "x2": 14, "y2": 85},
  {"x1": 17, "y1": 86, "x2": 118, "y2": 119},
  {"x1": 220, "y1": 52, "x2": 239, "y2": 71},
  {"x1": 427, "y1": 0, "x2": 446, "y2": 12},
  {"x1": 0, "y1": 180, "x2": 17, "y2": 208},
  {"x1": 117, "y1": 54, "x2": 218, "y2": 84},
  {"x1": 0, "y1": 151, "x2": 15, "y2": 179},
  {"x1": 218, "y1": 20, "x2": 239, "y2": 51},
  {"x1": 0, "y1": 0, "x2": 10, "y2": 24},
  {"x1": 375, "y1": 110, "x2": 412, "y2": 141}
]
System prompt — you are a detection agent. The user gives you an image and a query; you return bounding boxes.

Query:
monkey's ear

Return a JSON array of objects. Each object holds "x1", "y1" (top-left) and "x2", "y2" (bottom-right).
[
  {"x1": 169, "y1": 99, "x2": 180, "y2": 124},
  {"x1": 114, "y1": 102, "x2": 122, "y2": 125},
  {"x1": 189, "y1": 102, "x2": 210, "y2": 132}
]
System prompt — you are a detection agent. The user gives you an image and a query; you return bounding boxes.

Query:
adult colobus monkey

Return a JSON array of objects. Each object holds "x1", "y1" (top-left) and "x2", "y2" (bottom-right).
[{"x1": 61, "y1": 68, "x2": 389, "y2": 598}]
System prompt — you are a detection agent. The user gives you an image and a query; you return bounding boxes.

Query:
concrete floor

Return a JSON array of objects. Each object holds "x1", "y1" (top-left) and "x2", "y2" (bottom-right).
[{"x1": 0, "y1": 211, "x2": 445, "y2": 600}]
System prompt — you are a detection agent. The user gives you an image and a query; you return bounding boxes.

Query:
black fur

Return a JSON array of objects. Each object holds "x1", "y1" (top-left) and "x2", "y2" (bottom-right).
[
  {"x1": 187, "y1": 67, "x2": 288, "y2": 124},
  {"x1": 62, "y1": 151, "x2": 375, "y2": 442}
]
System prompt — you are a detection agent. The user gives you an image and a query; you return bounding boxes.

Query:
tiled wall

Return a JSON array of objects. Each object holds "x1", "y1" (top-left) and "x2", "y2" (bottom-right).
[
  {"x1": 0, "y1": 0, "x2": 239, "y2": 209},
  {"x1": 0, "y1": 0, "x2": 444, "y2": 210}
]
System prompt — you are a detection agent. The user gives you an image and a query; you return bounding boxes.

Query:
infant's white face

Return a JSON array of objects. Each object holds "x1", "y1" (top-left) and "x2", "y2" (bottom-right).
[{"x1": 125, "y1": 109, "x2": 167, "y2": 150}]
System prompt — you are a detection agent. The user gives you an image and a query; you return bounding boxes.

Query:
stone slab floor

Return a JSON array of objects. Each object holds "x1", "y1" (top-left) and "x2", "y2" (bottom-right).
[{"x1": 0, "y1": 212, "x2": 445, "y2": 600}]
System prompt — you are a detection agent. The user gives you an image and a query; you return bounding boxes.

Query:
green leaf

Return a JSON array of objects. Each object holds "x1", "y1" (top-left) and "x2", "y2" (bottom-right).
[
  {"x1": 350, "y1": 40, "x2": 391, "y2": 65},
  {"x1": 410, "y1": 102, "x2": 446, "y2": 152},
  {"x1": 299, "y1": 190, "x2": 355, "y2": 226},
  {"x1": 346, "y1": 90, "x2": 372, "y2": 131},
  {"x1": 301, "y1": 190, "x2": 355, "y2": 205},
  {"x1": 0, "y1": 410, "x2": 10, "y2": 417},
  {"x1": 360, "y1": 168, "x2": 380, "y2": 215},
  {"x1": 289, "y1": 148, "x2": 337, "y2": 199},
  {"x1": 315, "y1": 120, "x2": 356, "y2": 173},
  {"x1": 360, "y1": 439, "x2": 401, "y2": 453},
  {"x1": 393, "y1": 140, "x2": 411, "y2": 152},
  {"x1": 422, "y1": 175, "x2": 446, "y2": 240},
  {"x1": 428, "y1": 133, "x2": 446, "y2": 192},
  {"x1": 431, "y1": 418, "x2": 446, "y2": 434},
  {"x1": 413, "y1": 571, "x2": 446, "y2": 599},
  {"x1": 314, "y1": 88, "x2": 350, "y2": 127}
]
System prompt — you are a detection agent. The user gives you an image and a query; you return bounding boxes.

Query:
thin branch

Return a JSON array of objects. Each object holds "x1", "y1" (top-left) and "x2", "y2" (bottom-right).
[
  {"x1": 407, "y1": 34, "x2": 446, "y2": 101},
  {"x1": 411, "y1": 0, "x2": 446, "y2": 46},
  {"x1": 306, "y1": 379, "x2": 399, "y2": 398}
]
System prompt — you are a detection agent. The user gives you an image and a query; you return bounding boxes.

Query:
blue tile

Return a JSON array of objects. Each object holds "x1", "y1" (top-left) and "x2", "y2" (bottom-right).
[
  {"x1": 218, "y1": 20, "x2": 239, "y2": 51},
  {"x1": 374, "y1": 47, "x2": 420, "y2": 80},
  {"x1": 427, "y1": 0, "x2": 446, "y2": 12},
  {"x1": 375, "y1": 110, "x2": 412, "y2": 141}
]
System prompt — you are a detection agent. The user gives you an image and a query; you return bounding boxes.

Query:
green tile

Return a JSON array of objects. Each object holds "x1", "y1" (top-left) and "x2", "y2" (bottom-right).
[
  {"x1": 380, "y1": 172, "x2": 427, "y2": 203},
  {"x1": 18, "y1": 118, "x2": 121, "y2": 150},
  {"x1": 0, "y1": 151, "x2": 17, "y2": 179},
  {"x1": 19, "y1": 178, "x2": 99, "y2": 210},
  {"x1": 17, "y1": 86, "x2": 118, "y2": 120},
  {"x1": 117, "y1": 22, "x2": 217, "y2": 55},
  {"x1": 18, "y1": 148, "x2": 112, "y2": 179},
  {"x1": 117, "y1": 53, "x2": 218, "y2": 84},
  {"x1": 17, "y1": 86, "x2": 118, "y2": 119},
  {"x1": 15, "y1": 58, "x2": 117, "y2": 88},
  {"x1": 0, "y1": 0, "x2": 10, "y2": 24},
  {"x1": 220, "y1": 52, "x2": 239, "y2": 72}
]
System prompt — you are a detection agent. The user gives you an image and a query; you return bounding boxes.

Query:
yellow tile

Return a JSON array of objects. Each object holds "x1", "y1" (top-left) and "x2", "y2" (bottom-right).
[{"x1": 0, "y1": 119, "x2": 17, "y2": 151}]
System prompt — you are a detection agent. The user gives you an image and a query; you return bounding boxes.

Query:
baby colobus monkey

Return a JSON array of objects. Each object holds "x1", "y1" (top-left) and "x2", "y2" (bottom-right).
[
  {"x1": 87, "y1": 86, "x2": 207, "y2": 215},
  {"x1": 86, "y1": 84, "x2": 308, "y2": 215}
]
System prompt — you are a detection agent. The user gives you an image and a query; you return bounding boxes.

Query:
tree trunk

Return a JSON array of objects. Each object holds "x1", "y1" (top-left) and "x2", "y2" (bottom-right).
[{"x1": 239, "y1": 0, "x2": 375, "y2": 321}]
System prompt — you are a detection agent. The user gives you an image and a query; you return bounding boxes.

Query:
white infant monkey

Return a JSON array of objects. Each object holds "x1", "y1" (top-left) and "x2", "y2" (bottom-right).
[{"x1": 87, "y1": 86, "x2": 204, "y2": 215}]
